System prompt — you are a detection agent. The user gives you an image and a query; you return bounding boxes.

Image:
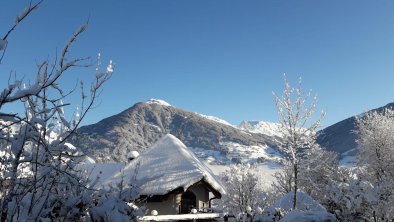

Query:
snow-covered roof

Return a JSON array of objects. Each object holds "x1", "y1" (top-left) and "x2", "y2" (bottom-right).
[{"x1": 104, "y1": 134, "x2": 226, "y2": 196}]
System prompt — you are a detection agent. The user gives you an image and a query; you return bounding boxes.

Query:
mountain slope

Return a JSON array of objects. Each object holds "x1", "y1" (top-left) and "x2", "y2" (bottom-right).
[
  {"x1": 239, "y1": 120, "x2": 283, "y2": 138},
  {"x1": 72, "y1": 99, "x2": 279, "y2": 162},
  {"x1": 317, "y1": 102, "x2": 394, "y2": 155}
]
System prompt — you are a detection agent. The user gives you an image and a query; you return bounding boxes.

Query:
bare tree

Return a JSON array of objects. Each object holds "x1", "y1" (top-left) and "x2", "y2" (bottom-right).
[
  {"x1": 0, "y1": 2, "x2": 119, "y2": 221},
  {"x1": 272, "y1": 76, "x2": 325, "y2": 209}
]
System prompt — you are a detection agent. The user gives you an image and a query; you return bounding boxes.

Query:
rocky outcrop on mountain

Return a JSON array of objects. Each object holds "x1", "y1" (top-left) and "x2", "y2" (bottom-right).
[{"x1": 72, "y1": 99, "x2": 277, "y2": 162}]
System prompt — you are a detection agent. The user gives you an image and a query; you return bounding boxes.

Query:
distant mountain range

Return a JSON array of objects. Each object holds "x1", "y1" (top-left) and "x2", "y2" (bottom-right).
[{"x1": 72, "y1": 98, "x2": 394, "y2": 163}]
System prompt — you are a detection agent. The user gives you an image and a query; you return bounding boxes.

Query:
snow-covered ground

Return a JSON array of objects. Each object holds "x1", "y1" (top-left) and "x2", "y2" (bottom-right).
[
  {"x1": 190, "y1": 141, "x2": 283, "y2": 165},
  {"x1": 339, "y1": 155, "x2": 357, "y2": 167},
  {"x1": 206, "y1": 162, "x2": 281, "y2": 190},
  {"x1": 339, "y1": 148, "x2": 357, "y2": 167},
  {"x1": 188, "y1": 140, "x2": 284, "y2": 190},
  {"x1": 221, "y1": 141, "x2": 284, "y2": 164},
  {"x1": 189, "y1": 147, "x2": 228, "y2": 164}
]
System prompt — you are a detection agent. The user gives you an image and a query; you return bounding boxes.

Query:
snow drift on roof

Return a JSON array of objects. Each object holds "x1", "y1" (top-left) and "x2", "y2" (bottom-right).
[{"x1": 104, "y1": 134, "x2": 225, "y2": 196}]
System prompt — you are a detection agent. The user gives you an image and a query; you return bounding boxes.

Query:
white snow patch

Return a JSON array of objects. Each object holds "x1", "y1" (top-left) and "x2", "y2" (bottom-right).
[
  {"x1": 339, "y1": 155, "x2": 357, "y2": 167},
  {"x1": 206, "y1": 162, "x2": 281, "y2": 190},
  {"x1": 339, "y1": 148, "x2": 357, "y2": 167},
  {"x1": 64, "y1": 142, "x2": 77, "y2": 150},
  {"x1": 106, "y1": 60, "x2": 114, "y2": 73},
  {"x1": 82, "y1": 155, "x2": 96, "y2": 164},
  {"x1": 146, "y1": 122, "x2": 162, "y2": 131},
  {"x1": 146, "y1": 99, "x2": 171, "y2": 106},
  {"x1": 197, "y1": 113, "x2": 234, "y2": 127},
  {"x1": 269, "y1": 191, "x2": 326, "y2": 213},
  {"x1": 128, "y1": 150, "x2": 140, "y2": 160},
  {"x1": 221, "y1": 141, "x2": 284, "y2": 164},
  {"x1": 189, "y1": 147, "x2": 228, "y2": 164}
]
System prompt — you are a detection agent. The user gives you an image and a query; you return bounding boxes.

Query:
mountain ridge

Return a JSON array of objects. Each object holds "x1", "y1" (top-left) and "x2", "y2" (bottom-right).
[
  {"x1": 317, "y1": 102, "x2": 394, "y2": 155},
  {"x1": 73, "y1": 98, "x2": 394, "y2": 163},
  {"x1": 72, "y1": 99, "x2": 279, "y2": 162}
]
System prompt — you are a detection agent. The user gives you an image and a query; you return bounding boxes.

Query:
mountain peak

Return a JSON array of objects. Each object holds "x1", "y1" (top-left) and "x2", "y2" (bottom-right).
[{"x1": 145, "y1": 98, "x2": 171, "y2": 107}]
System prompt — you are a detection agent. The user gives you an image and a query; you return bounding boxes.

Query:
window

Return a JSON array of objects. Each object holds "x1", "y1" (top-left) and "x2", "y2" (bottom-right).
[{"x1": 180, "y1": 190, "x2": 196, "y2": 214}]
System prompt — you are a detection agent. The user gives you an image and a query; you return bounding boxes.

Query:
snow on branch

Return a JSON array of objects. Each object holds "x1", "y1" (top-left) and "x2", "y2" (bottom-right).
[
  {"x1": 60, "y1": 23, "x2": 88, "y2": 69},
  {"x1": 0, "y1": 0, "x2": 43, "y2": 64}
]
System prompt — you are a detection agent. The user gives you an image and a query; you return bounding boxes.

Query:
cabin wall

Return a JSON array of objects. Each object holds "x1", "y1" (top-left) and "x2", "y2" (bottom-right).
[
  {"x1": 189, "y1": 185, "x2": 209, "y2": 211},
  {"x1": 139, "y1": 184, "x2": 212, "y2": 215},
  {"x1": 142, "y1": 193, "x2": 181, "y2": 215}
]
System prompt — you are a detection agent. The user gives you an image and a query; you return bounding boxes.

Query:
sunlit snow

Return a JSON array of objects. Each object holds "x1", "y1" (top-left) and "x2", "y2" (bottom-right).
[{"x1": 146, "y1": 98, "x2": 172, "y2": 106}]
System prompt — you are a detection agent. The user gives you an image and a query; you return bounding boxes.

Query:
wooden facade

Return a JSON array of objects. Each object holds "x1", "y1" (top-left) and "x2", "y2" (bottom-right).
[{"x1": 137, "y1": 180, "x2": 220, "y2": 215}]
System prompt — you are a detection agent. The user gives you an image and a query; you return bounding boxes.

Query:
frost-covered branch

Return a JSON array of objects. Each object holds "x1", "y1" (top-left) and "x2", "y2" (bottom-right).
[
  {"x1": 0, "y1": 0, "x2": 43, "y2": 64},
  {"x1": 0, "y1": 2, "x2": 124, "y2": 221}
]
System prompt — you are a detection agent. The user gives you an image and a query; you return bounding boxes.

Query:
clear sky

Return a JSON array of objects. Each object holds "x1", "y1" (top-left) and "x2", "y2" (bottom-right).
[{"x1": 1, "y1": 0, "x2": 394, "y2": 128}]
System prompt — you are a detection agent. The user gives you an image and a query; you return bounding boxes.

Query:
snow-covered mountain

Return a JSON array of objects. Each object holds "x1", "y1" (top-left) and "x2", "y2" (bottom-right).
[
  {"x1": 71, "y1": 99, "x2": 282, "y2": 163},
  {"x1": 238, "y1": 120, "x2": 283, "y2": 137},
  {"x1": 71, "y1": 99, "x2": 394, "y2": 166}
]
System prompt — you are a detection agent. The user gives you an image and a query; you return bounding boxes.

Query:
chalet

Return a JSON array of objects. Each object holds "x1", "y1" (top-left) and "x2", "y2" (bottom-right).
[{"x1": 104, "y1": 134, "x2": 226, "y2": 216}]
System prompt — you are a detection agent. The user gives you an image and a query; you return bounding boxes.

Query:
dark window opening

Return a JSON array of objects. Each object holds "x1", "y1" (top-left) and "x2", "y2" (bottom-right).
[{"x1": 180, "y1": 190, "x2": 196, "y2": 214}]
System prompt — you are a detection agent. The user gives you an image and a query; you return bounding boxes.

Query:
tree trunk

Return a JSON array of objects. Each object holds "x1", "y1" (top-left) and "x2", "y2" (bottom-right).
[{"x1": 293, "y1": 162, "x2": 298, "y2": 210}]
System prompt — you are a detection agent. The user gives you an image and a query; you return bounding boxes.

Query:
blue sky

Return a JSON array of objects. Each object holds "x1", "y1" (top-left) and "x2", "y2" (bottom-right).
[{"x1": 1, "y1": 0, "x2": 394, "y2": 127}]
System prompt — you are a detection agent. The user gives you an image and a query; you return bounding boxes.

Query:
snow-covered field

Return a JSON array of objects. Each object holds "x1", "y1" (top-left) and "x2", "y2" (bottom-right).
[
  {"x1": 190, "y1": 141, "x2": 284, "y2": 165},
  {"x1": 207, "y1": 162, "x2": 281, "y2": 189},
  {"x1": 339, "y1": 148, "x2": 357, "y2": 167},
  {"x1": 188, "y1": 141, "x2": 284, "y2": 189}
]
